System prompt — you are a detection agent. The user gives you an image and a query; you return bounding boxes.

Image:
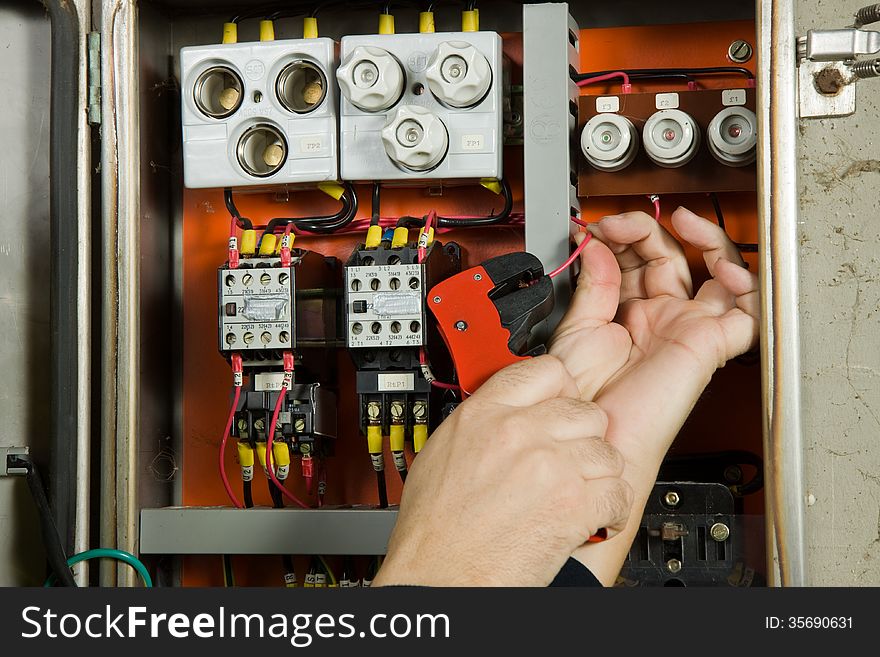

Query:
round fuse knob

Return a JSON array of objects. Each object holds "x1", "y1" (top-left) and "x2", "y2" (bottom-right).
[
  {"x1": 580, "y1": 114, "x2": 639, "y2": 172},
  {"x1": 707, "y1": 106, "x2": 757, "y2": 167},
  {"x1": 336, "y1": 45, "x2": 404, "y2": 112},
  {"x1": 425, "y1": 41, "x2": 492, "y2": 108},
  {"x1": 381, "y1": 105, "x2": 449, "y2": 172},
  {"x1": 642, "y1": 109, "x2": 700, "y2": 168}
]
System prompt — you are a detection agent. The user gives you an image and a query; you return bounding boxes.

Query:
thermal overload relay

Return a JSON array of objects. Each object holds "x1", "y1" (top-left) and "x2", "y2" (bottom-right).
[
  {"x1": 336, "y1": 32, "x2": 503, "y2": 181},
  {"x1": 180, "y1": 38, "x2": 338, "y2": 188},
  {"x1": 218, "y1": 249, "x2": 339, "y2": 369},
  {"x1": 233, "y1": 378, "x2": 338, "y2": 456}
]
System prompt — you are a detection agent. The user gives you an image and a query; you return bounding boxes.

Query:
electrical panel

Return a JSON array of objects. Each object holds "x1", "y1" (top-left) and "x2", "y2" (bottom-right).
[
  {"x1": 116, "y1": 2, "x2": 769, "y2": 589},
  {"x1": 336, "y1": 32, "x2": 504, "y2": 182},
  {"x1": 180, "y1": 38, "x2": 339, "y2": 188}
]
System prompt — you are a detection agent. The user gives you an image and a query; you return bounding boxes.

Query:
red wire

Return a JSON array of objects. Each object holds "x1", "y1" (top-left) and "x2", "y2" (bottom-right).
[
  {"x1": 548, "y1": 232, "x2": 592, "y2": 279},
  {"x1": 652, "y1": 197, "x2": 661, "y2": 222},
  {"x1": 265, "y1": 381, "x2": 310, "y2": 509},
  {"x1": 576, "y1": 71, "x2": 632, "y2": 92},
  {"x1": 570, "y1": 216, "x2": 590, "y2": 228},
  {"x1": 219, "y1": 386, "x2": 243, "y2": 509}
]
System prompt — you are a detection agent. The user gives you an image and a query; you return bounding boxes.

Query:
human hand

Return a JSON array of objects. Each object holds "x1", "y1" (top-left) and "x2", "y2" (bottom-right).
[
  {"x1": 373, "y1": 355, "x2": 633, "y2": 587},
  {"x1": 548, "y1": 207, "x2": 759, "y2": 583}
]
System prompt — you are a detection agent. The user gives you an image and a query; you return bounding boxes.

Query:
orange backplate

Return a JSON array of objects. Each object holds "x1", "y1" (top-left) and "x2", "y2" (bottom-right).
[{"x1": 180, "y1": 21, "x2": 761, "y2": 585}]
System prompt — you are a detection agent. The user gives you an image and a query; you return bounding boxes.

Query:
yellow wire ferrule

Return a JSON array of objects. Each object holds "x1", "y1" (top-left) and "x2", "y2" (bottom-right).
[
  {"x1": 255, "y1": 442, "x2": 268, "y2": 474},
  {"x1": 273, "y1": 441, "x2": 291, "y2": 467},
  {"x1": 413, "y1": 424, "x2": 428, "y2": 454},
  {"x1": 389, "y1": 424, "x2": 405, "y2": 453},
  {"x1": 391, "y1": 226, "x2": 409, "y2": 249},
  {"x1": 259, "y1": 234, "x2": 277, "y2": 256},
  {"x1": 379, "y1": 12, "x2": 395, "y2": 34},
  {"x1": 367, "y1": 425, "x2": 384, "y2": 455},
  {"x1": 272, "y1": 441, "x2": 291, "y2": 481},
  {"x1": 365, "y1": 224, "x2": 383, "y2": 249},
  {"x1": 462, "y1": 10, "x2": 478, "y2": 32},
  {"x1": 480, "y1": 178, "x2": 503, "y2": 194},
  {"x1": 239, "y1": 229, "x2": 257, "y2": 255},
  {"x1": 237, "y1": 443, "x2": 255, "y2": 481},
  {"x1": 303, "y1": 16, "x2": 319, "y2": 39},
  {"x1": 222, "y1": 22, "x2": 238, "y2": 44},
  {"x1": 419, "y1": 11, "x2": 435, "y2": 33},
  {"x1": 259, "y1": 20, "x2": 275, "y2": 41},
  {"x1": 417, "y1": 226, "x2": 435, "y2": 247},
  {"x1": 318, "y1": 181, "x2": 345, "y2": 200}
]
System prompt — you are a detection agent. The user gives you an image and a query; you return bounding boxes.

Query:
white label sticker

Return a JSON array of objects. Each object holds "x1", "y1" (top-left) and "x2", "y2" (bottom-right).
[
  {"x1": 655, "y1": 92, "x2": 680, "y2": 110},
  {"x1": 461, "y1": 134, "x2": 485, "y2": 150},
  {"x1": 722, "y1": 89, "x2": 747, "y2": 107},
  {"x1": 596, "y1": 96, "x2": 620, "y2": 113},
  {"x1": 255, "y1": 372, "x2": 286, "y2": 391},
  {"x1": 300, "y1": 136, "x2": 324, "y2": 153},
  {"x1": 378, "y1": 373, "x2": 416, "y2": 392}
]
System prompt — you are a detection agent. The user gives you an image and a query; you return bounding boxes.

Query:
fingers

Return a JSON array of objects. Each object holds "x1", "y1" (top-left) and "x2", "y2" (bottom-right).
[
  {"x1": 473, "y1": 355, "x2": 580, "y2": 408},
  {"x1": 553, "y1": 233, "x2": 622, "y2": 336},
  {"x1": 588, "y1": 212, "x2": 693, "y2": 301},
  {"x1": 521, "y1": 396, "x2": 609, "y2": 442},
  {"x1": 671, "y1": 206, "x2": 746, "y2": 275},
  {"x1": 572, "y1": 477, "x2": 634, "y2": 540}
]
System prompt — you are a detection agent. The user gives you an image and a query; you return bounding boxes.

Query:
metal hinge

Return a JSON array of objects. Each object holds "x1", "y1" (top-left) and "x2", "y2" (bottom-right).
[
  {"x1": 87, "y1": 31, "x2": 101, "y2": 125},
  {"x1": 797, "y1": 5, "x2": 880, "y2": 119}
]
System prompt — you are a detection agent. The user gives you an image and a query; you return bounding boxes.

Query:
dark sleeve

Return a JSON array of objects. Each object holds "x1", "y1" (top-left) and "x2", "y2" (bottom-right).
[{"x1": 549, "y1": 558, "x2": 602, "y2": 587}]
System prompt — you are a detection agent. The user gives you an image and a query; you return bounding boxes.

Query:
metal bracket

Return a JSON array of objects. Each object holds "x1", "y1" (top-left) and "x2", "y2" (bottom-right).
[
  {"x1": 3, "y1": 447, "x2": 30, "y2": 476},
  {"x1": 798, "y1": 61, "x2": 857, "y2": 118},
  {"x1": 87, "y1": 32, "x2": 101, "y2": 125}
]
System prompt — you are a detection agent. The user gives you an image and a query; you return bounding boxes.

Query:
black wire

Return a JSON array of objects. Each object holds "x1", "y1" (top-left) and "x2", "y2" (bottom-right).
[
  {"x1": 371, "y1": 183, "x2": 381, "y2": 225},
  {"x1": 10, "y1": 456, "x2": 76, "y2": 587},
  {"x1": 261, "y1": 183, "x2": 360, "y2": 236},
  {"x1": 243, "y1": 479, "x2": 254, "y2": 509},
  {"x1": 573, "y1": 66, "x2": 754, "y2": 82},
  {"x1": 397, "y1": 466, "x2": 408, "y2": 484},
  {"x1": 376, "y1": 469, "x2": 389, "y2": 508},
  {"x1": 222, "y1": 555, "x2": 235, "y2": 586},
  {"x1": 224, "y1": 188, "x2": 253, "y2": 230},
  {"x1": 709, "y1": 192, "x2": 759, "y2": 252},
  {"x1": 435, "y1": 178, "x2": 514, "y2": 227},
  {"x1": 269, "y1": 476, "x2": 284, "y2": 509}
]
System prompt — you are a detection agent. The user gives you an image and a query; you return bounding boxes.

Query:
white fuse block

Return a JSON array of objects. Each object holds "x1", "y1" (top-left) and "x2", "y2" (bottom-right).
[
  {"x1": 336, "y1": 32, "x2": 503, "y2": 183},
  {"x1": 180, "y1": 38, "x2": 338, "y2": 188}
]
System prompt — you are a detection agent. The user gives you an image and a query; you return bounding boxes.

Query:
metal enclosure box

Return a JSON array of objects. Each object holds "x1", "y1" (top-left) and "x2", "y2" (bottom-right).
[{"x1": 180, "y1": 38, "x2": 338, "y2": 188}]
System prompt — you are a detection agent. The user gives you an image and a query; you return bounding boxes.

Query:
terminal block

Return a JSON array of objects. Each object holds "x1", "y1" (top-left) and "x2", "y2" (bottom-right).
[
  {"x1": 180, "y1": 38, "x2": 338, "y2": 188},
  {"x1": 218, "y1": 248, "x2": 339, "y2": 371},
  {"x1": 336, "y1": 32, "x2": 503, "y2": 182},
  {"x1": 233, "y1": 378, "x2": 338, "y2": 458}
]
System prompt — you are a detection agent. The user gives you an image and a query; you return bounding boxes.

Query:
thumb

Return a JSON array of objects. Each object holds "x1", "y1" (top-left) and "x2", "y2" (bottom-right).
[{"x1": 472, "y1": 355, "x2": 579, "y2": 408}]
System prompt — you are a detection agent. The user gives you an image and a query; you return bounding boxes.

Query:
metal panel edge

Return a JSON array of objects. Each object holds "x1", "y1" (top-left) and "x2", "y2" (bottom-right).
[
  {"x1": 757, "y1": 0, "x2": 807, "y2": 586},
  {"x1": 140, "y1": 508, "x2": 399, "y2": 555},
  {"x1": 99, "y1": 0, "x2": 141, "y2": 587}
]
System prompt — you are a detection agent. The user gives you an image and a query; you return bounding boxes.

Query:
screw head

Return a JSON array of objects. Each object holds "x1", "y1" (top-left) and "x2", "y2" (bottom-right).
[
  {"x1": 454, "y1": 320, "x2": 468, "y2": 331},
  {"x1": 366, "y1": 402, "x2": 381, "y2": 420},
  {"x1": 728, "y1": 39, "x2": 753, "y2": 64},
  {"x1": 664, "y1": 491, "x2": 681, "y2": 507},
  {"x1": 237, "y1": 419, "x2": 248, "y2": 432},
  {"x1": 666, "y1": 558, "x2": 682, "y2": 574},
  {"x1": 412, "y1": 401, "x2": 428, "y2": 421},
  {"x1": 254, "y1": 419, "x2": 265, "y2": 431},
  {"x1": 710, "y1": 522, "x2": 730, "y2": 542},
  {"x1": 294, "y1": 418, "x2": 306, "y2": 433},
  {"x1": 723, "y1": 464, "x2": 743, "y2": 483},
  {"x1": 473, "y1": 273, "x2": 482, "y2": 281},
  {"x1": 433, "y1": 295, "x2": 441, "y2": 303},
  {"x1": 390, "y1": 401, "x2": 405, "y2": 420}
]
